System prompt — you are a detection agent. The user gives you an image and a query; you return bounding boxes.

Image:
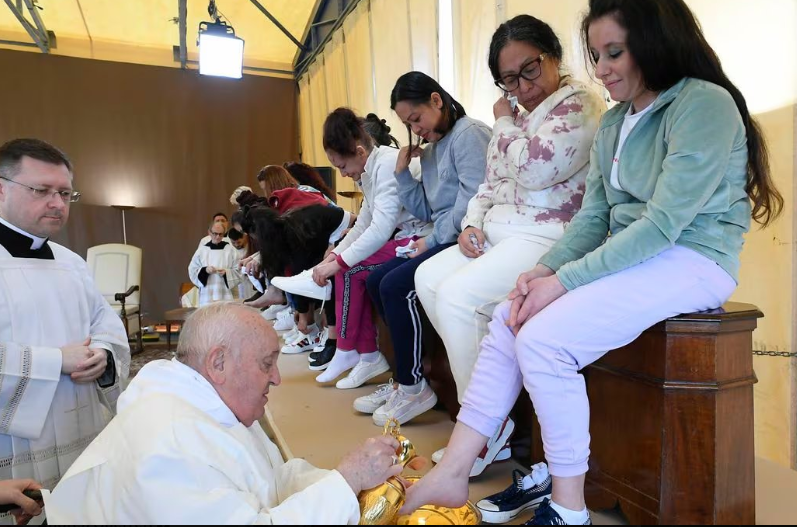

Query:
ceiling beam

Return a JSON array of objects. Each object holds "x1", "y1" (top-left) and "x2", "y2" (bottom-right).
[
  {"x1": 3, "y1": 0, "x2": 50, "y2": 52},
  {"x1": 178, "y1": 0, "x2": 187, "y2": 69},
  {"x1": 248, "y1": 0, "x2": 308, "y2": 53}
]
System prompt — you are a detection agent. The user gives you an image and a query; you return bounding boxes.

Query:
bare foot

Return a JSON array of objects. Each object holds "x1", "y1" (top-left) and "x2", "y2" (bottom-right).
[
  {"x1": 398, "y1": 464, "x2": 469, "y2": 515},
  {"x1": 245, "y1": 287, "x2": 285, "y2": 309}
]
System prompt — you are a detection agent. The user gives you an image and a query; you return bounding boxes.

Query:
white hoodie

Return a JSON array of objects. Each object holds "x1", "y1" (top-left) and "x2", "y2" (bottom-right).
[{"x1": 333, "y1": 146, "x2": 431, "y2": 267}]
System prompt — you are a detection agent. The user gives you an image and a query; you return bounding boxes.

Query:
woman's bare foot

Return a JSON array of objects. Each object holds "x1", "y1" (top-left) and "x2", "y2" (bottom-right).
[
  {"x1": 398, "y1": 464, "x2": 469, "y2": 515},
  {"x1": 245, "y1": 286, "x2": 285, "y2": 308}
]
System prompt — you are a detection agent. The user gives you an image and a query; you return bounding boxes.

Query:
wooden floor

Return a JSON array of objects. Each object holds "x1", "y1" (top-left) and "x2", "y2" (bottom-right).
[{"x1": 264, "y1": 349, "x2": 797, "y2": 525}]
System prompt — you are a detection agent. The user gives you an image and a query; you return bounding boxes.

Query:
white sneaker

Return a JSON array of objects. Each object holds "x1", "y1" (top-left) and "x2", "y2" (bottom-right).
[
  {"x1": 282, "y1": 327, "x2": 323, "y2": 354},
  {"x1": 308, "y1": 328, "x2": 329, "y2": 360},
  {"x1": 353, "y1": 379, "x2": 397, "y2": 414},
  {"x1": 273, "y1": 308, "x2": 295, "y2": 332},
  {"x1": 431, "y1": 418, "x2": 516, "y2": 477},
  {"x1": 372, "y1": 380, "x2": 438, "y2": 426},
  {"x1": 336, "y1": 353, "x2": 391, "y2": 389},
  {"x1": 263, "y1": 303, "x2": 289, "y2": 321},
  {"x1": 271, "y1": 270, "x2": 331, "y2": 301}
]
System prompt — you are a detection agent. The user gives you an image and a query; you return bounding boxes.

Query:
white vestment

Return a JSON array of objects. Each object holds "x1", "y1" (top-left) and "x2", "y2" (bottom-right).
[
  {"x1": 0, "y1": 238, "x2": 130, "y2": 524},
  {"x1": 188, "y1": 242, "x2": 241, "y2": 306},
  {"x1": 233, "y1": 247, "x2": 257, "y2": 300},
  {"x1": 46, "y1": 359, "x2": 360, "y2": 525}
]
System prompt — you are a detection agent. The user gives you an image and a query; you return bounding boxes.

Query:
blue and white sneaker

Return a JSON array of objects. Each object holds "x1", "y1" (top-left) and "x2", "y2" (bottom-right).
[
  {"x1": 525, "y1": 499, "x2": 591, "y2": 525},
  {"x1": 477, "y1": 463, "x2": 553, "y2": 524}
]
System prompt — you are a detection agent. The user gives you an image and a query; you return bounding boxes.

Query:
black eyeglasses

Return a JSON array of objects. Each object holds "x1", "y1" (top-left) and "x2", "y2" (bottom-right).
[
  {"x1": 0, "y1": 176, "x2": 81, "y2": 203},
  {"x1": 494, "y1": 54, "x2": 547, "y2": 92}
]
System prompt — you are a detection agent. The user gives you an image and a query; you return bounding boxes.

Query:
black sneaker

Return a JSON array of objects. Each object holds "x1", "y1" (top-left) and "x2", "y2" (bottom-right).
[
  {"x1": 477, "y1": 468, "x2": 552, "y2": 524},
  {"x1": 309, "y1": 341, "x2": 335, "y2": 371},
  {"x1": 525, "y1": 499, "x2": 591, "y2": 525}
]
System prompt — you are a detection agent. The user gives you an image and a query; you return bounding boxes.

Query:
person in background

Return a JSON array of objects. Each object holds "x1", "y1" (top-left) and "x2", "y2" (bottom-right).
[
  {"x1": 400, "y1": 0, "x2": 782, "y2": 524},
  {"x1": 283, "y1": 161, "x2": 337, "y2": 203},
  {"x1": 199, "y1": 212, "x2": 230, "y2": 246},
  {"x1": 188, "y1": 221, "x2": 241, "y2": 306},
  {"x1": 228, "y1": 227, "x2": 257, "y2": 302}
]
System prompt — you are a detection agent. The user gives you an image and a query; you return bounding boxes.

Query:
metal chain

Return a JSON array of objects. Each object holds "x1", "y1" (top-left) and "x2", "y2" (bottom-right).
[{"x1": 753, "y1": 350, "x2": 797, "y2": 358}]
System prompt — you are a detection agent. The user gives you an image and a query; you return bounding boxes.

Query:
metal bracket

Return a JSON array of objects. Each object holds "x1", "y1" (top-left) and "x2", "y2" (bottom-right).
[
  {"x1": 2, "y1": 0, "x2": 50, "y2": 53},
  {"x1": 248, "y1": 0, "x2": 308, "y2": 52},
  {"x1": 178, "y1": 0, "x2": 187, "y2": 69}
]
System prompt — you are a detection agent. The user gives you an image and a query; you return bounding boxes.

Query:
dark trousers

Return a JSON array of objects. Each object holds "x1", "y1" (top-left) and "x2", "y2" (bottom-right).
[{"x1": 366, "y1": 243, "x2": 454, "y2": 386}]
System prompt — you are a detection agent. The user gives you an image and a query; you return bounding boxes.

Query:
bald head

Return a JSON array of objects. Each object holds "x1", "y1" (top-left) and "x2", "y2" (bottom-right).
[{"x1": 176, "y1": 303, "x2": 281, "y2": 426}]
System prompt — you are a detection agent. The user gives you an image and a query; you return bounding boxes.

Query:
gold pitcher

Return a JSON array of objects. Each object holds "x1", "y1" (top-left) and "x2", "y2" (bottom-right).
[{"x1": 358, "y1": 418, "x2": 416, "y2": 525}]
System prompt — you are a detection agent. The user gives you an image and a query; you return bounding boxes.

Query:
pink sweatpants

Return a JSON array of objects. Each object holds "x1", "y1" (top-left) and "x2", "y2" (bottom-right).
[
  {"x1": 457, "y1": 246, "x2": 737, "y2": 477},
  {"x1": 335, "y1": 238, "x2": 412, "y2": 353}
]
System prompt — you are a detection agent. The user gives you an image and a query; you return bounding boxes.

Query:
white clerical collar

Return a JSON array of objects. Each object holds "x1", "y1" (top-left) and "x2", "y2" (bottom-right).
[{"x1": 0, "y1": 216, "x2": 48, "y2": 250}]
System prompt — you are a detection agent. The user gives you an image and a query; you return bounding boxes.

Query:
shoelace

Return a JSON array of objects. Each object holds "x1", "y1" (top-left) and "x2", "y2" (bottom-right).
[
  {"x1": 526, "y1": 499, "x2": 566, "y2": 526},
  {"x1": 487, "y1": 469, "x2": 527, "y2": 504},
  {"x1": 368, "y1": 379, "x2": 395, "y2": 399}
]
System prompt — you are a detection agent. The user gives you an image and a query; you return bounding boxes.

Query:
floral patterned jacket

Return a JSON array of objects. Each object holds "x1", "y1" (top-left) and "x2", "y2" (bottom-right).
[{"x1": 463, "y1": 77, "x2": 606, "y2": 230}]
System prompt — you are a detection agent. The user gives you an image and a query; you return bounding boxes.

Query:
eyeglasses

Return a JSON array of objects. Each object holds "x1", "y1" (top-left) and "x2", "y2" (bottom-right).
[
  {"x1": 494, "y1": 54, "x2": 547, "y2": 92},
  {"x1": 0, "y1": 176, "x2": 81, "y2": 203},
  {"x1": 210, "y1": 232, "x2": 225, "y2": 237}
]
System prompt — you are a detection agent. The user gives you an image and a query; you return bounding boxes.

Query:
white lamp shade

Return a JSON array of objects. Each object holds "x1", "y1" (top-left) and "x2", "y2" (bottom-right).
[{"x1": 199, "y1": 33, "x2": 244, "y2": 79}]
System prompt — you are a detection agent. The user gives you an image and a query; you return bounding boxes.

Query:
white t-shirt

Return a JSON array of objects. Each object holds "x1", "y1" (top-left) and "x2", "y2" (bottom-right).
[{"x1": 610, "y1": 101, "x2": 656, "y2": 191}]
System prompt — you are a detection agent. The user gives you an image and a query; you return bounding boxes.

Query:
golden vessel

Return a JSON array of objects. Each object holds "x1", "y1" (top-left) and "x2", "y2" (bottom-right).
[{"x1": 357, "y1": 419, "x2": 481, "y2": 525}]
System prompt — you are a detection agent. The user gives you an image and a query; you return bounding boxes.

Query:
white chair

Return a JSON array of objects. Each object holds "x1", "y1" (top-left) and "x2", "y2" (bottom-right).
[{"x1": 87, "y1": 243, "x2": 143, "y2": 353}]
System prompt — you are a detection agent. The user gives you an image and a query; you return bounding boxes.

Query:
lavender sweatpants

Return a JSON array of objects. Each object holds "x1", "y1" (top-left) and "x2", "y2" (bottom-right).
[{"x1": 457, "y1": 246, "x2": 737, "y2": 477}]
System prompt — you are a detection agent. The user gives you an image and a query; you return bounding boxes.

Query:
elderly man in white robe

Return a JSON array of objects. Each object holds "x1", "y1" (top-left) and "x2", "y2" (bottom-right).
[
  {"x1": 46, "y1": 302, "x2": 409, "y2": 524},
  {"x1": 0, "y1": 138, "x2": 129, "y2": 524},
  {"x1": 189, "y1": 222, "x2": 241, "y2": 306}
]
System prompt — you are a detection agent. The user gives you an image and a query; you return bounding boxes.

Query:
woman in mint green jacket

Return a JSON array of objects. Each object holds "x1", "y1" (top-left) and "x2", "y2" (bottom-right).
[{"x1": 400, "y1": 0, "x2": 783, "y2": 524}]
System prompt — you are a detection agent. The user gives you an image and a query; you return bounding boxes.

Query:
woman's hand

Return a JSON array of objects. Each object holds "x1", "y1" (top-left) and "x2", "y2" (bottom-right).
[
  {"x1": 407, "y1": 237, "x2": 428, "y2": 259},
  {"x1": 507, "y1": 274, "x2": 566, "y2": 335},
  {"x1": 457, "y1": 227, "x2": 486, "y2": 258},
  {"x1": 395, "y1": 145, "x2": 424, "y2": 175},
  {"x1": 313, "y1": 260, "x2": 342, "y2": 286},
  {"x1": 493, "y1": 95, "x2": 518, "y2": 120}
]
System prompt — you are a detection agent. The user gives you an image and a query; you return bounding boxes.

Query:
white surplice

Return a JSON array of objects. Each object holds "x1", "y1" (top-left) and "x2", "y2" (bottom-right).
[
  {"x1": 188, "y1": 242, "x2": 241, "y2": 306},
  {"x1": 0, "y1": 241, "x2": 130, "y2": 522},
  {"x1": 45, "y1": 359, "x2": 360, "y2": 525}
]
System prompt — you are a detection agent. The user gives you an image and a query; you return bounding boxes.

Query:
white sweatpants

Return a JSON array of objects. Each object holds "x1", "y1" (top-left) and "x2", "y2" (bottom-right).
[{"x1": 414, "y1": 221, "x2": 565, "y2": 402}]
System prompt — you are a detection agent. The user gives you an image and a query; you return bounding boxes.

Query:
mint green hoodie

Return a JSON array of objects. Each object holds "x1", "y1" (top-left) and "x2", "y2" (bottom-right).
[{"x1": 538, "y1": 78, "x2": 751, "y2": 290}]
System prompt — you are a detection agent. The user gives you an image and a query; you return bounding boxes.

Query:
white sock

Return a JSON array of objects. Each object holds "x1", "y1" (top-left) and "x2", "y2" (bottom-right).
[
  {"x1": 550, "y1": 501, "x2": 590, "y2": 525},
  {"x1": 316, "y1": 349, "x2": 359, "y2": 382},
  {"x1": 399, "y1": 379, "x2": 424, "y2": 395},
  {"x1": 360, "y1": 351, "x2": 381, "y2": 363}
]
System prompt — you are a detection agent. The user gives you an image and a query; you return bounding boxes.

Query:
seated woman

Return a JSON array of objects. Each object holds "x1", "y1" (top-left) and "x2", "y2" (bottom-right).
[
  {"x1": 413, "y1": 14, "x2": 605, "y2": 476},
  {"x1": 283, "y1": 161, "x2": 337, "y2": 204},
  {"x1": 363, "y1": 72, "x2": 491, "y2": 427},
  {"x1": 308, "y1": 109, "x2": 430, "y2": 388},
  {"x1": 400, "y1": 0, "x2": 782, "y2": 524}
]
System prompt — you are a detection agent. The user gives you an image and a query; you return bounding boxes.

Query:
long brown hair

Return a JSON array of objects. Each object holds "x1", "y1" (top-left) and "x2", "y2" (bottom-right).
[
  {"x1": 582, "y1": 0, "x2": 783, "y2": 226},
  {"x1": 256, "y1": 165, "x2": 298, "y2": 198}
]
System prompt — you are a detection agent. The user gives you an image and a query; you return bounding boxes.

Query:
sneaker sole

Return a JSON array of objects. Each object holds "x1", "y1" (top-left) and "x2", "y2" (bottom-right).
[
  {"x1": 373, "y1": 392, "x2": 438, "y2": 426},
  {"x1": 336, "y1": 361, "x2": 390, "y2": 389},
  {"x1": 308, "y1": 362, "x2": 330, "y2": 371},
  {"x1": 470, "y1": 420, "x2": 516, "y2": 477},
  {"x1": 353, "y1": 399, "x2": 387, "y2": 414},
  {"x1": 478, "y1": 494, "x2": 550, "y2": 524}
]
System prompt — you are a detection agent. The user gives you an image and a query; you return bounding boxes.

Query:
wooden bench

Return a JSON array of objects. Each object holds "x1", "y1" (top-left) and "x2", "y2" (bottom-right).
[{"x1": 379, "y1": 301, "x2": 762, "y2": 525}]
